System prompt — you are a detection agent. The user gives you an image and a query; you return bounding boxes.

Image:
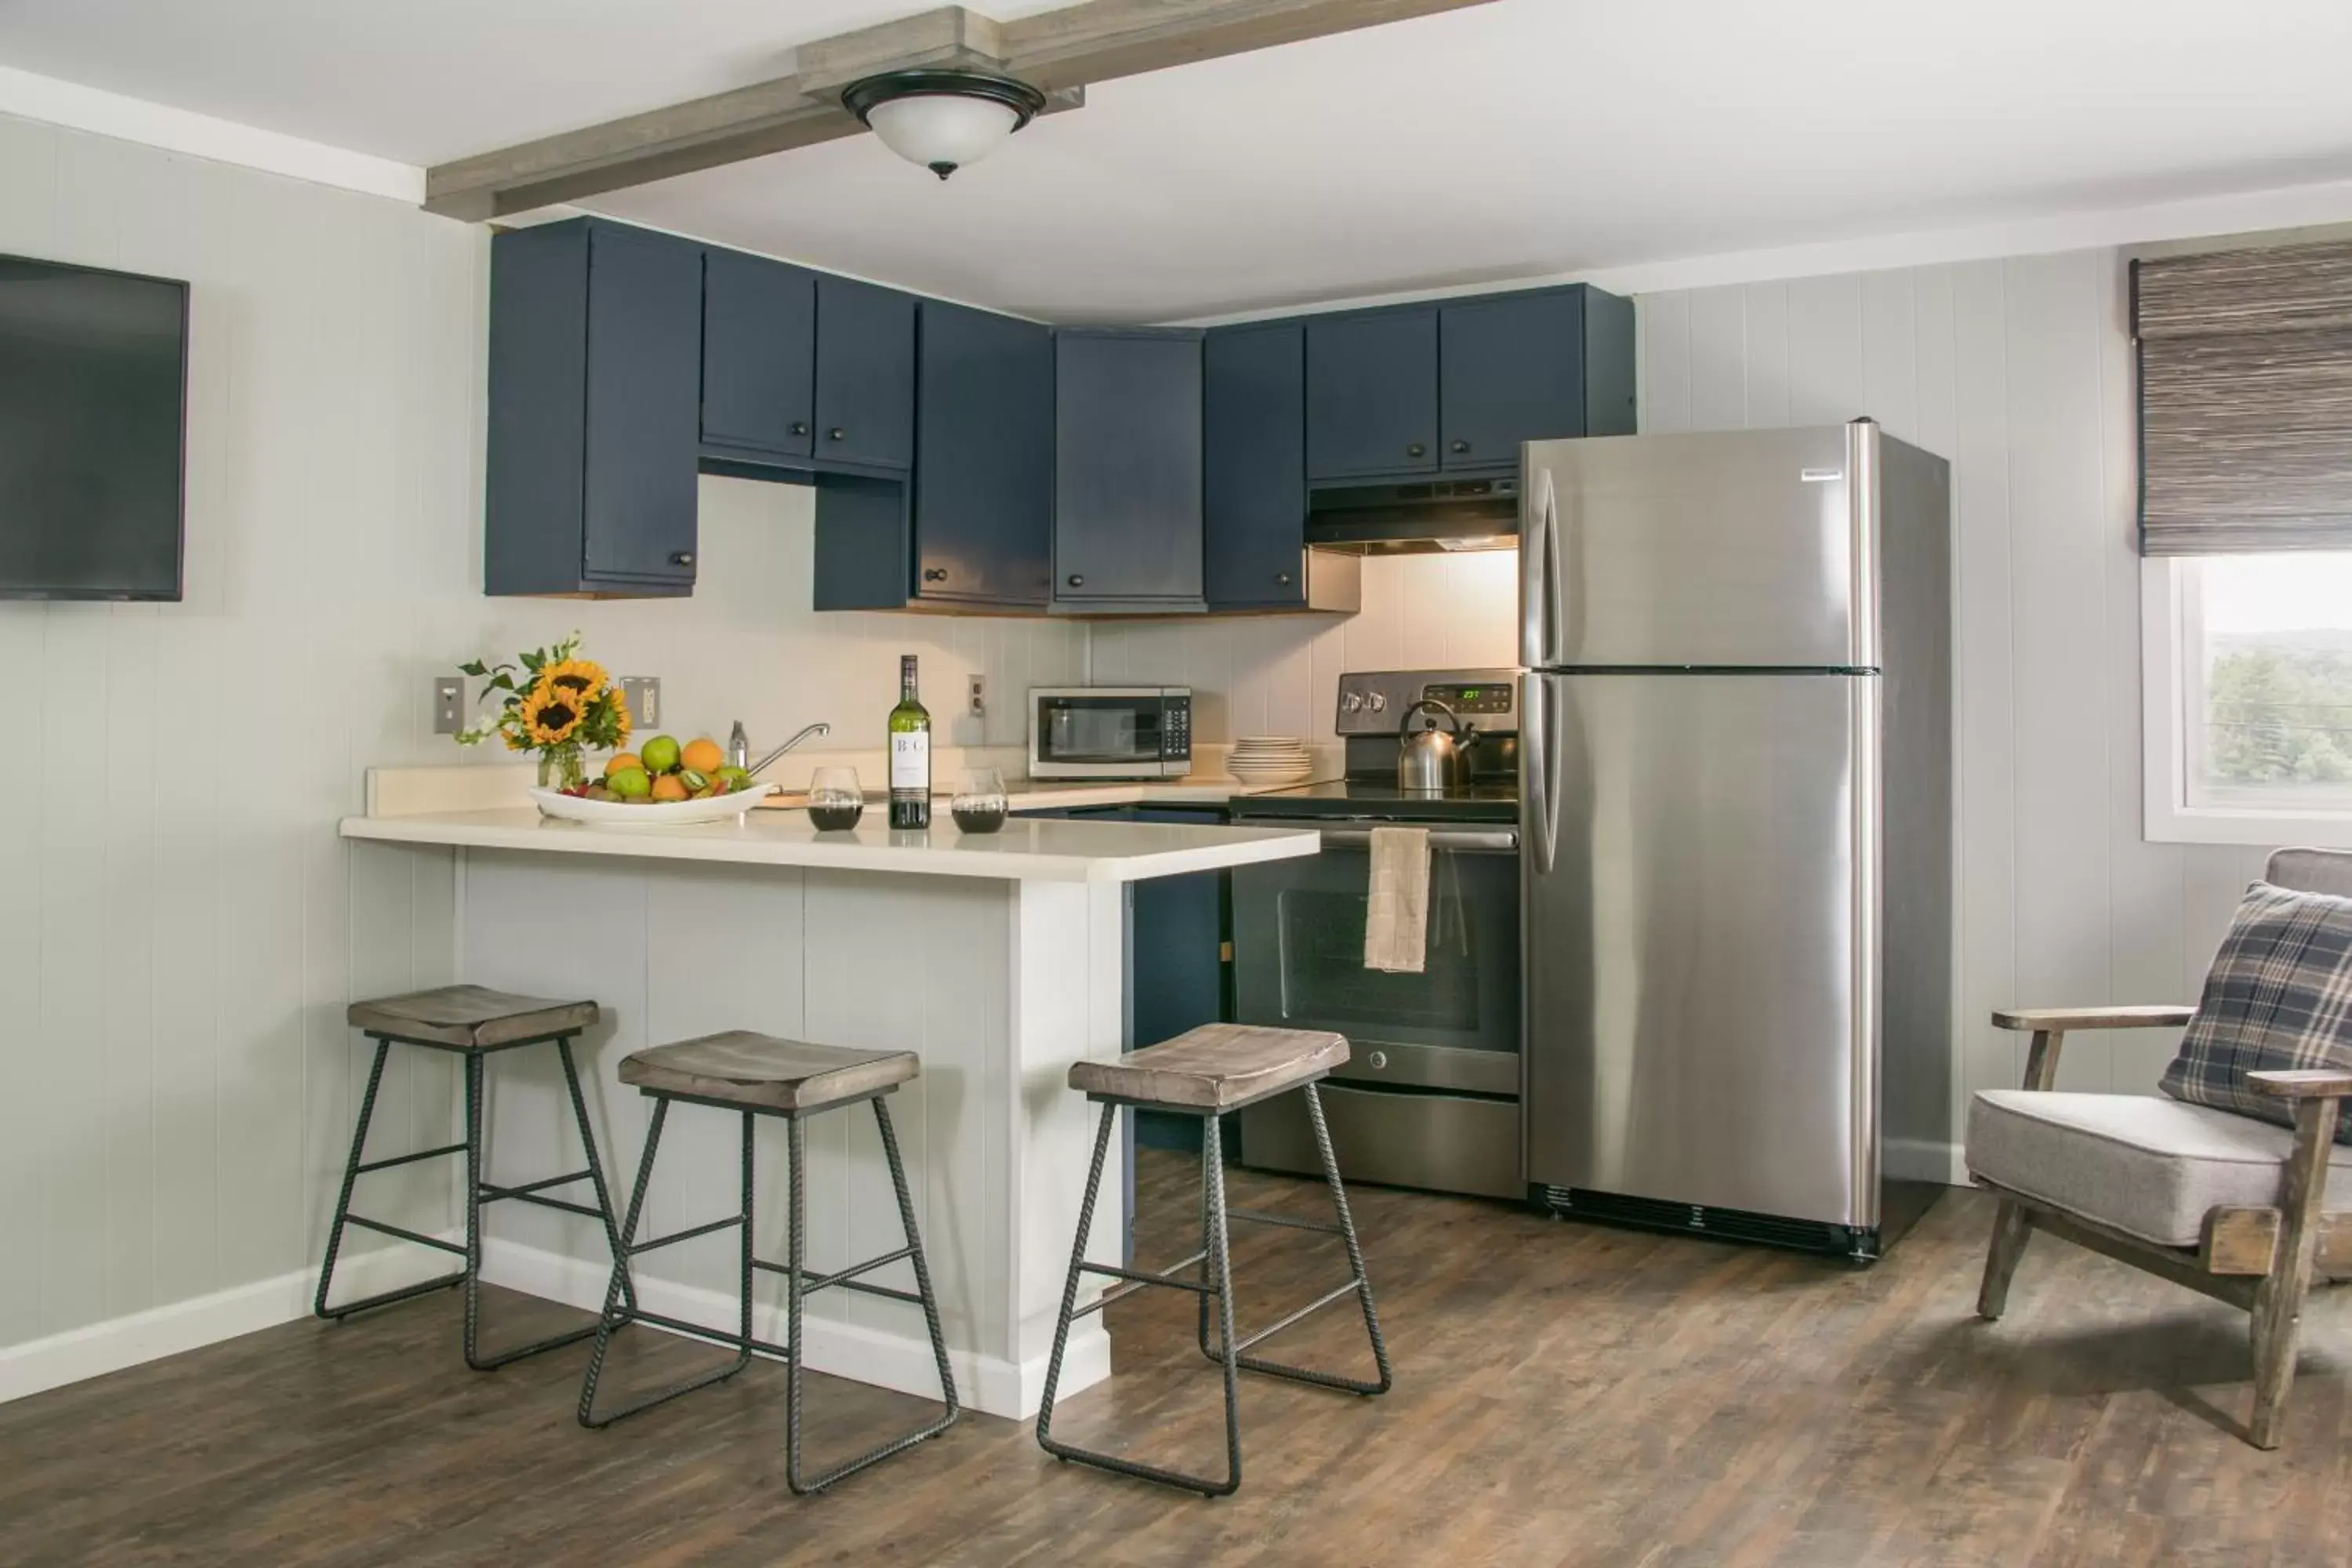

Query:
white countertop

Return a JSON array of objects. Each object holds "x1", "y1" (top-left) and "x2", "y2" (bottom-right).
[{"x1": 338, "y1": 805, "x2": 1319, "y2": 884}]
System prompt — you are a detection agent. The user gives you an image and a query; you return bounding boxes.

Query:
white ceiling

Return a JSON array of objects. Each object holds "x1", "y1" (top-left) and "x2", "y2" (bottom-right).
[{"x1": 6, "y1": 0, "x2": 2352, "y2": 321}]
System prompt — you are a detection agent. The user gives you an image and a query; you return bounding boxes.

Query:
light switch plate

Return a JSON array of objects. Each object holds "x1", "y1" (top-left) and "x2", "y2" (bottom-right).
[
  {"x1": 620, "y1": 676, "x2": 661, "y2": 730},
  {"x1": 968, "y1": 674, "x2": 985, "y2": 718},
  {"x1": 433, "y1": 676, "x2": 465, "y2": 735}
]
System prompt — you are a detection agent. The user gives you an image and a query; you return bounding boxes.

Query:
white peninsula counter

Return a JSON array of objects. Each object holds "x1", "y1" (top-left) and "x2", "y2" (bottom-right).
[{"x1": 338, "y1": 771, "x2": 1319, "y2": 1421}]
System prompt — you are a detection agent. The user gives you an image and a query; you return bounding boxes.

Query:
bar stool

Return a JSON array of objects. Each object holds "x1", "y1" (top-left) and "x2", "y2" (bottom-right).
[
  {"x1": 317, "y1": 984, "x2": 633, "y2": 1370},
  {"x1": 1036, "y1": 1023, "x2": 1392, "y2": 1497},
  {"x1": 577, "y1": 1030, "x2": 960, "y2": 1495}
]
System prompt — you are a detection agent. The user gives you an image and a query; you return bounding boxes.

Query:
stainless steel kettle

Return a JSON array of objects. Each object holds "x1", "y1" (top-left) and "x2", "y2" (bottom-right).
[{"x1": 1396, "y1": 699, "x2": 1471, "y2": 793}]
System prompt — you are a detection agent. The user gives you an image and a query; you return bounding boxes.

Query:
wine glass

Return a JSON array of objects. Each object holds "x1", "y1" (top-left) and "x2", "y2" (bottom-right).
[
  {"x1": 951, "y1": 768, "x2": 1009, "y2": 834},
  {"x1": 807, "y1": 766, "x2": 864, "y2": 832}
]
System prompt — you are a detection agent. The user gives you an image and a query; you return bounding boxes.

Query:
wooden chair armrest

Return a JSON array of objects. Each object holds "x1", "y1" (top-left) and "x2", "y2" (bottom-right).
[
  {"x1": 1991, "y1": 1005, "x2": 2195, "y2": 1031},
  {"x1": 2250, "y1": 1069, "x2": 2352, "y2": 1100}
]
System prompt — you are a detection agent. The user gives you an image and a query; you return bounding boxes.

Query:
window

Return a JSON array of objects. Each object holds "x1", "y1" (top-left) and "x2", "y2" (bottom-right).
[
  {"x1": 2136, "y1": 238, "x2": 2352, "y2": 845},
  {"x1": 2146, "y1": 553, "x2": 2352, "y2": 844}
]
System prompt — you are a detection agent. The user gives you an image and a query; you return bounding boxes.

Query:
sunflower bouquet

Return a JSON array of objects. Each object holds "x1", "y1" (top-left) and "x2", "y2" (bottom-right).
[{"x1": 454, "y1": 633, "x2": 632, "y2": 789}]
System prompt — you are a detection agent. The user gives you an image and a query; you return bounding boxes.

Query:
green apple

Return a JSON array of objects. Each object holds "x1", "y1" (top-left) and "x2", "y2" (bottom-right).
[{"x1": 639, "y1": 735, "x2": 681, "y2": 774}]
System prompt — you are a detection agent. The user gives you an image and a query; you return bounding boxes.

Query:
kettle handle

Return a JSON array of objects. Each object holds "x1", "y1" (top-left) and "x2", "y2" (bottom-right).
[{"x1": 1396, "y1": 697, "x2": 1461, "y2": 736}]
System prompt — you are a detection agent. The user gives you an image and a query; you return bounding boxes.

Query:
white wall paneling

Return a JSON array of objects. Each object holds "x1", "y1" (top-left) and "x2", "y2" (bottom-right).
[
  {"x1": 0, "y1": 111, "x2": 1081, "y2": 1385},
  {"x1": 1639, "y1": 249, "x2": 2274, "y2": 1150}
]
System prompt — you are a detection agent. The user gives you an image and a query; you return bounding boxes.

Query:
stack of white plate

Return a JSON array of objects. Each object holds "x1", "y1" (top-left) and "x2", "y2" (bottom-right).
[{"x1": 1226, "y1": 736, "x2": 1314, "y2": 788}]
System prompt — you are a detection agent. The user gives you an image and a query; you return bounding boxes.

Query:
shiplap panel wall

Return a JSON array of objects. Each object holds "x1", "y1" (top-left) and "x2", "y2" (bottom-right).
[
  {"x1": 1642, "y1": 256, "x2": 2274, "y2": 1123},
  {"x1": 0, "y1": 114, "x2": 1081, "y2": 1359}
]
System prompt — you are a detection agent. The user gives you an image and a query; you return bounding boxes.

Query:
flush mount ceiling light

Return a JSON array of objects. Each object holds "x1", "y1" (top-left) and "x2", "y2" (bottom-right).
[{"x1": 841, "y1": 68, "x2": 1050, "y2": 180}]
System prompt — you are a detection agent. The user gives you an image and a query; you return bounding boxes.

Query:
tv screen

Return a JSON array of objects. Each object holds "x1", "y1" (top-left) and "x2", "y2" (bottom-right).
[{"x1": 0, "y1": 255, "x2": 188, "y2": 601}]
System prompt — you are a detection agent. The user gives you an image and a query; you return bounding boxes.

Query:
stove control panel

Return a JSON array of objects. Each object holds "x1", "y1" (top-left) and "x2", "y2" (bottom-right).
[{"x1": 1335, "y1": 668, "x2": 1519, "y2": 736}]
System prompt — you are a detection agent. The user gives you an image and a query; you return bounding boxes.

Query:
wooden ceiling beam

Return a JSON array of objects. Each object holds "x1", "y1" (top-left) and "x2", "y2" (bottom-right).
[{"x1": 423, "y1": 0, "x2": 1497, "y2": 221}]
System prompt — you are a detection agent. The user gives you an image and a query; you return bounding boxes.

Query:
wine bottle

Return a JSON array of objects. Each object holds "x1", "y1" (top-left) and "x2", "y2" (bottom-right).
[{"x1": 888, "y1": 654, "x2": 931, "y2": 829}]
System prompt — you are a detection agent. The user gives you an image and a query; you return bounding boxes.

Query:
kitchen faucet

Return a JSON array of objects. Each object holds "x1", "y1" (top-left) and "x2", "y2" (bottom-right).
[{"x1": 730, "y1": 720, "x2": 831, "y2": 777}]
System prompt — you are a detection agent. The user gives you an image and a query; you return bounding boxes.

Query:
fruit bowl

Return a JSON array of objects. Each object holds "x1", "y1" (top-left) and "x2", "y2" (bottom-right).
[{"x1": 530, "y1": 783, "x2": 777, "y2": 826}]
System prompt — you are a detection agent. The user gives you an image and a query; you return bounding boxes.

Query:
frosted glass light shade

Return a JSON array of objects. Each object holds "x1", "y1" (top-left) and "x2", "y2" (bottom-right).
[{"x1": 866, "y1": 93, "x2": 1022, "y2": 179}]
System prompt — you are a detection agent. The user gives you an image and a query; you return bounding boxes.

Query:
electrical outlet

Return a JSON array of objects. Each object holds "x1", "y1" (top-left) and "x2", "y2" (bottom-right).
[
  {"x1": 433, "y1": 675, "x2": 465, "y2": 735},
  {"x1": 968, "y1": 674, "x2": 985, "y2": 718},
  {"x1": 619, "y1": 677, "x2": 661, "y2": 730}
]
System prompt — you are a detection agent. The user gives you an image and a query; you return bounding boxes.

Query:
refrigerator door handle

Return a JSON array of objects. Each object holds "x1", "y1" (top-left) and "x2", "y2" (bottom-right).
[
  {"x1": 1521, "y1": 468, "x2": 1563, "y2": 668},
  {"x1": 1522, "y1": 673, "x2": 1558, "y2": 874}
]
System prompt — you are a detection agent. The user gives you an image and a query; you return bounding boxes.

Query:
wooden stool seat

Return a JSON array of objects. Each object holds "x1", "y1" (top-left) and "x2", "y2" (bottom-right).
[
  {"x1": 1068, "y1": 1023, "x2": 1349, "y2": 1111},
  {"x1": 617, "y1": 1031, "x2": 918, "y2": 1113},
  {"x1": 346, "y1": 985, "x2": 598, "y2": 1050}
]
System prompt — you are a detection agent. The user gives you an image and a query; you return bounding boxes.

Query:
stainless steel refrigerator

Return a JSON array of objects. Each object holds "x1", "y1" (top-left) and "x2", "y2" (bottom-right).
[{"x1": 1519, "y1": 419, "x2": 1952, "y2": 1259}]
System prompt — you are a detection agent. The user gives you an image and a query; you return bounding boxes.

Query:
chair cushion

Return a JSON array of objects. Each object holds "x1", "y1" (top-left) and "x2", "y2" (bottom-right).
[
  {"x1": 2159, "y1": 880, "x2": 2352, "y2": 1141},
  {"x1": 1069, "y1": 1024, "x2": 1348, "y2": 1111},
  {"x1": 619, "y1": 1031, "x2": 916, "y2": 1113},
  {"x1": 1966, "y1": 1090, "x2": 2352, "y2": 1247}
]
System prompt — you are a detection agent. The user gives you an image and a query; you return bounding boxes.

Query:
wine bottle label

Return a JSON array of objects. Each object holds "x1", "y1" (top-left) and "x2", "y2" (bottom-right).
[{"x1": 891, "y1": 732, "x2": 930, "y2": 792}]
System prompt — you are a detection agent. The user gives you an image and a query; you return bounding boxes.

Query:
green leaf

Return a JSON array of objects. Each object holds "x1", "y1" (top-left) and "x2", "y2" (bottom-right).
[{"x1": 458, "y1": 660, "x2": 486, "y2": 677}]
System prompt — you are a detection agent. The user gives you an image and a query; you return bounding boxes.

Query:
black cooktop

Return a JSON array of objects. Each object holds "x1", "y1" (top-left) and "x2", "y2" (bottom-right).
[{"x1": 1231, "y1": 778, "x2": 1519, "y2": 824}]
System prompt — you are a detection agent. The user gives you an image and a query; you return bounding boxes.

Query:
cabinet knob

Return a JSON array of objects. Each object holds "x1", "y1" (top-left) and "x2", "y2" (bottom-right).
[
  {"x1": 1450, "y1": 439, "x2": 1471, "y2": 454},
  {"x1": 1275, "y1": 571, "x2": 1293, "y2": 586},
  {"x1": 1406, "y1": 442, "x2": 1427, "y2": 458},
  {"x1": 827, "y1": 426, "x2": 847, "y2": 442},
  {"x1": 924, "y1": 568, "x2": 948, "y2": 583},
  {"x1": 789, "y1": 421, "x2": 810, "y2": 437},
  {"x1": 670, "y1": 551, "x2": 695, "y2": 568},
  {"x1": 1066, "y1": 574, "x2": 1085, "y2": 589}
]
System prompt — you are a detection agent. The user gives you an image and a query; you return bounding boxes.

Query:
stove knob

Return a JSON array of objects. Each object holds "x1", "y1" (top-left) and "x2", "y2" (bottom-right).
[
  {"x1": 1367, "y1": 1050, "x2": 1388, "y2": 1071},
  {"x1": 1341, "y1": 692, "x2": 1364, "y2": 713},
  {"x1": 1366, "y1": 692, "x2": 1387, "y2": 713}
]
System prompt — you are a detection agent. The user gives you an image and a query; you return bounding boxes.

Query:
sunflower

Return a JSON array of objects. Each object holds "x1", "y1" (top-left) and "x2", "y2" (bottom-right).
[
  {"x1": 521, "y1": 680, "x2": 587, "y2": 746},
  {"x1": 540, "y1": 657, "x2": 608, "y2": 703},
  {"x1": 604, "y1": 688, "x2": 633, "y2": 748}
]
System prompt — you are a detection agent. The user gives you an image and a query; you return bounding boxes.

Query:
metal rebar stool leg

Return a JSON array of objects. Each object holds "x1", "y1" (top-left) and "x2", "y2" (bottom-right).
[
  {"x1": 785, "y1": 1098, "x2": 962, "y2": 1495},
  {"x1": 314, "y1": 1036, "x2": 467, "y2": 1319},
  {"x1": 579, "y1": 1099, "x2": 757, "y2": 1427}
]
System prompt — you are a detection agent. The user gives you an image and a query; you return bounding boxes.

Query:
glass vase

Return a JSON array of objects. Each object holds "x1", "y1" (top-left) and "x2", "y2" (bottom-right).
[{"x1": 538, "y1": 743, "x2": 586, "y2": 791}]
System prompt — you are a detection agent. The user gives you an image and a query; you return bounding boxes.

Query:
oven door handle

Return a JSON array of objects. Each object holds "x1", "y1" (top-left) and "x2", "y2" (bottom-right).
[{"x1": 1302, "y1": 827, "x2": 1521, "y2": 854}]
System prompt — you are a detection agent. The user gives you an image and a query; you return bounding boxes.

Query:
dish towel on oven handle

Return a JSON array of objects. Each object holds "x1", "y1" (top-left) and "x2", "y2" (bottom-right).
[{"x1": 1363, "y1": 825, "x2": 1431, "y2": 974}]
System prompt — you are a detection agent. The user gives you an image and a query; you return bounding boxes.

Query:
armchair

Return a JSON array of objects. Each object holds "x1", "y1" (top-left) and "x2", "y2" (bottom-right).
[{"x1": 1967, "y1": 848, "x2": 2352, "y2": 1450}]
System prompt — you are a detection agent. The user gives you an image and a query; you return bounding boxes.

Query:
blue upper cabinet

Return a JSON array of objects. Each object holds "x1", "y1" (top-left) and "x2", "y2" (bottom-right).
[
  {"x1": 1305, "y1": 309, "x2": 1439, "y2": 481},
  {"x1": 914, "y1": 301, "x2": 1053, "y2": 607},
  {"x1": 814, "y1": 275, "x2": 916, "y2": 472},
  {"x1": 1205, "y1": 322, "x2": 1361, "y2": 612},
  {"x1": 1054, "y1": 328, "x2": 1206, "y2": 608},
  {"x1": 487, "y1": 218, "x2": 702, "y2": 597},
  {"x1": 1302, "y1": 285, "x2": 1637, "y2": 487},
  {"x1": 700, "y1": 247, "x2": 815, "y2": 459}
]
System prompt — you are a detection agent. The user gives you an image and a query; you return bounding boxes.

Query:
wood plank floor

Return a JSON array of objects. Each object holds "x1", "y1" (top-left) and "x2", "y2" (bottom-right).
[{"x1": 5, "y1": 1151, "x2": 2350, "y2": 1566}]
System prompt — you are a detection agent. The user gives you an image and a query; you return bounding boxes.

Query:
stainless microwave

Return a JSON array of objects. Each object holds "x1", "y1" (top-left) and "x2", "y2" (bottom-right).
[{"x1": 1029, "y1": 687, "x2": 1192, "y2": 779}]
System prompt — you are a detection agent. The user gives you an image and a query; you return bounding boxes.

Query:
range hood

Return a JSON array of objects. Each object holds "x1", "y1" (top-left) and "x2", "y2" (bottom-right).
[{"x1": 1305, "y1": 476, "x2": 1519, "y2": 555}]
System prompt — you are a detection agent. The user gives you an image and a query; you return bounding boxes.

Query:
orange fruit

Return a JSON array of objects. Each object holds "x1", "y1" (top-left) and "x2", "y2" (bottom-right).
[
  {"x1": 607, "y1": 752, "x2": 641, "y2": 777},
  {"x1": 681, "y1": 737, "x2": 723, "y2": 775},
  {"x1": 648, "y1": 773, "x2": 689, "y2": 803}
]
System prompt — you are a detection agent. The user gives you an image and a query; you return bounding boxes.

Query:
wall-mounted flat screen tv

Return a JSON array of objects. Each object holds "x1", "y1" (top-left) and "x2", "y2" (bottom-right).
[{"x1": 0, "y1": 255, "x2": 189, "y2": 601}]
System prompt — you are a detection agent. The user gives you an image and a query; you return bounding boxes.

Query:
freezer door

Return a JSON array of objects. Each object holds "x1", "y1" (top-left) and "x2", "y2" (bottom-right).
[
  {"x1": 1522, "y1": 671, "x2": 1879, "y2": 1227},
  {"x1": 1520, "y1": 423, "x2": 1877, "y2": 670}
]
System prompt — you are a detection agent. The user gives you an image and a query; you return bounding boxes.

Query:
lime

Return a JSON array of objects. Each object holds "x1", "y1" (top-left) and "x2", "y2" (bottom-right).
[
  {"x1": 714, "y1": 766, "x2": 752, "y2": 793},
  {"x1": 640, "y1": 735, "x2": 681, "y2": 774},
  {"x1": 606, "y1": 766, "x2": 652, "y2": 800}
]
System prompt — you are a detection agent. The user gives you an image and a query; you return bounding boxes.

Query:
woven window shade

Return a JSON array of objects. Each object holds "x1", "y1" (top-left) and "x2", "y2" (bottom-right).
[{"x1": 2135, "y1": 239, "x2": 2352, "y2": 555}]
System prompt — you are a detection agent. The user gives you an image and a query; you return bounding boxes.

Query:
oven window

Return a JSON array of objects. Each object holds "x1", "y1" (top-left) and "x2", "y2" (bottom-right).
[
  {"x1": 1274, "y1": 884, "x2": 1486, "y2": 1036},
  {"x1": 1038, "y1": 699, "x2": 1163, "y2": 765}
]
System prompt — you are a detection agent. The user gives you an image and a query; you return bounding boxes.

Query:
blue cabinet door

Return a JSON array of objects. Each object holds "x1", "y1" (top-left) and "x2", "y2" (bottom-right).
[
  {"x1": 915, "y1": 301, "x2": 1053, "y2": 606},
  {"x1": 814, "y1": 275, "x2": 916, "y2": 471},
  {"x1": 700, "y1": 248, "x2": 815, "y2": 457},
  {"x1": 1204, "y1": 323, "x2": 1309, "y2": 609},
  {"x1": 1438, "y1": 289, "x2": 1585, "y2": 470},
  {"x1": 1305, "y1": 308, "x2": 1439, "y2": 481},
  {"x1": 580, "y1": 224, "x2": 702, "y2": 586},
  {"x1": 1054, "y1": 329, "x2": 1205, "y2": 604}
]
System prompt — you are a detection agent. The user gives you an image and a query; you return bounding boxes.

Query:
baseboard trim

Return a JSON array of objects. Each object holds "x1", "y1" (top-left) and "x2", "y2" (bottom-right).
[
  {"x1": 479, "y1": 1237, "x2": 1106, "y2": 1422},
  {"x1": 0, "y1": 1236, "x2": 463, "y2": 1406}
]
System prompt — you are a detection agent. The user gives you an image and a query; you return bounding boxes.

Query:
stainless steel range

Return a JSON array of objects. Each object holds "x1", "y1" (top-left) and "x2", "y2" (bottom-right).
[{"x1": 1228, "y1": 668, "x2": 1523, "y2": 1200}]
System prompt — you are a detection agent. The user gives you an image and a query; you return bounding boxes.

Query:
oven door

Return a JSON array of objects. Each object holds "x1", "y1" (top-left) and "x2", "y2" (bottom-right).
[{"x1": 1228, "y1": 819, "x2": 1520, "y2": 1095}]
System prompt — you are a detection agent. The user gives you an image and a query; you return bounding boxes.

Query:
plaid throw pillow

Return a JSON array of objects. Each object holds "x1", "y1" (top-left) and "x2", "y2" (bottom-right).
[{"x1": 2160, "y1": 880, "x2": 2352, "y2": 1140}]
